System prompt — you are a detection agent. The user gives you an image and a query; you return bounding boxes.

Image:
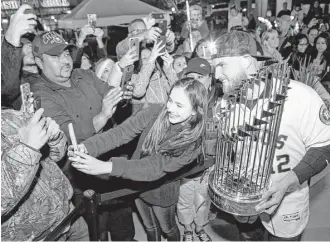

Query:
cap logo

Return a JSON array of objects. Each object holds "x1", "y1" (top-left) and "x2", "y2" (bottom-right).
[
  {"x1": 200, "y1": 64, "x2": 205, "y2": 67},
  {"x1": 42, "y1": 32, "x2": 64, "y2": 45}
]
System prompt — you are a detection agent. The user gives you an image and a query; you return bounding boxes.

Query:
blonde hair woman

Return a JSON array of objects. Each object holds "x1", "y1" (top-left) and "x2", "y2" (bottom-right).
[{"x1": 260, "y1": 29, "x2": 283, "y2": 63}]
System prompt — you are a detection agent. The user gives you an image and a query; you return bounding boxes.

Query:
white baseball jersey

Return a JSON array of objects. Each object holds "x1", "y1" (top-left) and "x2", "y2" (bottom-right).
[
  {"x1": 259, "y1": 80, "x2": 330, "y2": 238},
  {"x1": 220, "y1": 79, "x2": 330, "y2": 237}
]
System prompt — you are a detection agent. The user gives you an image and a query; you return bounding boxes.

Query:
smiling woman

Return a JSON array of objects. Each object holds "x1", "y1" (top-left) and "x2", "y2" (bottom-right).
[{"x1": 68, "y1": 77, "x2": 208, "y2": 241}]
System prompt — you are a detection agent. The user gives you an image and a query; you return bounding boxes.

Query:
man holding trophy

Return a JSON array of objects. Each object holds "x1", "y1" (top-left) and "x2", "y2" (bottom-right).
[{"x1": 209, "y1": 31, "x2": 330, "y2": 241}]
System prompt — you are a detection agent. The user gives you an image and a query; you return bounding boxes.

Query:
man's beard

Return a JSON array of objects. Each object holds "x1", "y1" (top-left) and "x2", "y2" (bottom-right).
[{"x1": 219, "y1": 71, "x2": 247, "y2": 94}]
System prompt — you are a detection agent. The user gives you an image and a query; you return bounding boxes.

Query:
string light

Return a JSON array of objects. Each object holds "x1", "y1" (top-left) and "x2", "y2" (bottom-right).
[{"x1": 258, "y1": 17, "x2": 273, "y2": 30}]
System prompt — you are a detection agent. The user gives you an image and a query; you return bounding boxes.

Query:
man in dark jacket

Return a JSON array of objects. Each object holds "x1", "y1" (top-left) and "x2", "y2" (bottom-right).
[
  {"x1": 1, "y1": 4, "x2": 37, "y2": 109},
  {"x1": 304, "y1": 0, "x2": 323, "y2": 26},
  {"x1": 31, "y1": 31, "x2": 136, "y2": 241}
]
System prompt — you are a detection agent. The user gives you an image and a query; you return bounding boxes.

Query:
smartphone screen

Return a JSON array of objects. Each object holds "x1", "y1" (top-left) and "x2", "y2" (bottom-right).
[
  {"x1": 151, "y1": 13, "x2": 165, "y2": 20},
  {"x1": 157, "y1": 35, "x2": 166, "y2": 53},
  {"x1": 121, "y1": 65, "x2": 134, "y2": 93},
  {"x1": 20, "y1": 83, "x2": 34, "y2": 116},
  {"x1": 158, "y1": 20, "x2": 168, "y2": 35},
  {"x1": 119, "y1": 65, "x2": 134, "y2": 107},
  {"x1": 129, "y1": 37, "x2": 140, "y2": 60}
]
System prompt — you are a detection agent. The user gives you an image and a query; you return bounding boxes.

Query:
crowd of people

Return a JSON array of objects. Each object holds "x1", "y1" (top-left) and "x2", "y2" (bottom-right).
[{"x1": 1, "y1": 1, "x2": 330, "y2": 242}]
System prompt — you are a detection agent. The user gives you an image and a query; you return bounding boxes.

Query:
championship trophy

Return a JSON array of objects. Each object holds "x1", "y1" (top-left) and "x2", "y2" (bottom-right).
[{"x1": 208, "y1": 63, "x2": 290, "y2": 216}]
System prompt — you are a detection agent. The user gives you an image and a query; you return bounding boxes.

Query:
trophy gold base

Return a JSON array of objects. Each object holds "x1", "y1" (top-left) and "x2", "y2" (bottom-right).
[{"x1": 208, "y1": 171, "x2": 263, "y2": 216}]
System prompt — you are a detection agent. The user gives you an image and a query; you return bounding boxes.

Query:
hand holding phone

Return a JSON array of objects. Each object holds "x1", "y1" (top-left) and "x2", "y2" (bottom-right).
[
  {"x1": 121, "y1": 65, "x2": 134, "y2": 95},
  {"x1": 157, "y1": 20, "x2": 168, "y2": 35},
  {"x1": 119, "y1": 65, "x2": 134, "y2": 107},
  {"x1": 129, "y1": 37, "x2": 140, "y2": 60},
  {"x1": 87, "y1": 14, "x2": 97, "y2": 29},
  {"x1": 157, "y1": 35, "x2": 166, "y2": 53}
]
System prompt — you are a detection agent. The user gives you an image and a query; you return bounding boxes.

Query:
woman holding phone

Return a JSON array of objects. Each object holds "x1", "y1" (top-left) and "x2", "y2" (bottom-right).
[{"x1": 68, "y1": 78, "x2": 208, "y2": 241}]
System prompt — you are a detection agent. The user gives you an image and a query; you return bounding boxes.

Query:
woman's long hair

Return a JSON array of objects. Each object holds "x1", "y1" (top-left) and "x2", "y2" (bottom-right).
[
  {"x1": 313, "y1": 32, "x2": 330, "y2": 60},
  {"x1": 141, "y1": 77, "x2": 208, "y2": 157}
]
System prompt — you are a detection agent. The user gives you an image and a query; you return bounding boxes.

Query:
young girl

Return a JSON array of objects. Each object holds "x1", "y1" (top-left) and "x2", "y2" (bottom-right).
[
  {"x1": 178, "y1": 58, "x2": 222, "y2": 242},
  {"x1": 173, "y1": 55, "x2": 187, "y2": 75},
  {"x1": 68, "y1": 78, "x2": 208, "y2": 241},
  {"x1": 260, "y1": 29, "x2": 283, "y2": 63}
]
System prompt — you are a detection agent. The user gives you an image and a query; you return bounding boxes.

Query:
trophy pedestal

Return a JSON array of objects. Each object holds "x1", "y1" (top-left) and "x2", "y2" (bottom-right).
[{"x1": 208, "y1": 171, "x2": 264, "y2": 216}]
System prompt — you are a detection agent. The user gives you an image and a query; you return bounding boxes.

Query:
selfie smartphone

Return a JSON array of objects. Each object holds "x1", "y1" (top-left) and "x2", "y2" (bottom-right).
[
  {"x1": 157, "y1": 35, "x2": 166, "y2": 53},
  {"x1": 157, "y1": 20, "x2": 168, "y2": 35},
  {"x1": 121, "y1": 64, "x2": 134, "y2": 93},
  {"x1": 119, "y1": 64, "x2": 134, "y2": 107},
  {"x1": 21, "y1": 0, "x2": 34, "y2": 14},
  {"x1": 151, "y1": 13, "x2": 165, "y2": 20},
  {"x1": 68, "y1": 123, "x2": 78, "y2": 151},
  {"x1": 129, "y1": 37, "x2": 140, "y2": 61},
  {"x1": 20, "y1": 83, "x2": 34, "y2": 116},
  {"x1": 87, "y1": 14, "x2": 97, "y2": 29}
]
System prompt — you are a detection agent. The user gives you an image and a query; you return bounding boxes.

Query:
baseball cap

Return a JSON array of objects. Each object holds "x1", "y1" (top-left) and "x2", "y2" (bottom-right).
[
  {"x1": 32, "y1": 31, "x2": 76, "y2": 57},
  {"x1": 21, "y1": 33, "x2": 35, "y2": 45},
  {"x1": 277, "y1": 14, "x2": 292, "y2": 23},
  {"x1": 212, "y1": 31, "x2": 270, "y2": 61},
  {"x1": 185, "y1": 58, "x2": 212, "y2": 76}
]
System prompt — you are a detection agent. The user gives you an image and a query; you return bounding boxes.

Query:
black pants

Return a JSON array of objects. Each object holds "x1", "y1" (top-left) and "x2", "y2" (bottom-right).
[
  {"x1": 72, "y1": 192, "x2": 135, "y2": 241},
  {"x1": 236, "y1": 217, "x2": 302, "y2": 241},
  {"x1": 135, "y1": 198, "x2": 180, "y2": 241}
]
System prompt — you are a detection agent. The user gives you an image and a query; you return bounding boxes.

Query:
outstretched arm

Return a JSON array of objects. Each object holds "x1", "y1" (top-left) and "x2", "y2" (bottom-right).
[
  {"x1": 70, "y1": 143, "x2": 202, "y2": 181},
  {"x1": 82, "y1": 104, "x2": 161, "y2": 157}
]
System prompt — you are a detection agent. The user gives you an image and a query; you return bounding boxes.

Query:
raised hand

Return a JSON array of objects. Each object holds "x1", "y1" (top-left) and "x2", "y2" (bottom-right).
[
  {"x1": 165, "y1": 30, "x2": 175, "y2": 45},
  {"x1": 5, "y1": 5, "x2": 37, "y2": 47},
  {"x1": 144, "y1": 27, "x2": 162, "y2": 43},
  {"x1": 93, "y1": 28, "x2": 104, "y2": 39},
  {"x1": 161, "y1": 52, "x2": 174, "y2": 69},
  {"x1": 18, "y1": 108, "x2": 48, "y2": 150},
  {"x1": 148, "y1": 40, "x2": 166, "y2": 63},
  {"x1": 76, "y1": 25, "x2": 94, "y2": 47},
  {"x1": 119, "y1": 49, "x2": 138, "y2": 68},
  {"x1": 101, "y1": 87, "x2": 123, "y2": 119}
]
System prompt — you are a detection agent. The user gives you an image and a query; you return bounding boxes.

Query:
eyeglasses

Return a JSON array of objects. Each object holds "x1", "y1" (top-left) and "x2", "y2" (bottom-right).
[{"x1": 298, "y1": 43, "x2": 308, "y2": 46}]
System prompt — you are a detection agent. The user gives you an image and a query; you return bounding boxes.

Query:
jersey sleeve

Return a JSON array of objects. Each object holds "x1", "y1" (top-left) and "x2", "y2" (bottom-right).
[{"x1": 299, "y1": 87, "x2": 330, "y2": 149}]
